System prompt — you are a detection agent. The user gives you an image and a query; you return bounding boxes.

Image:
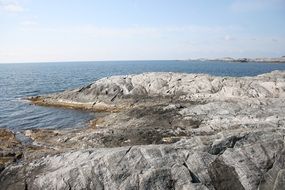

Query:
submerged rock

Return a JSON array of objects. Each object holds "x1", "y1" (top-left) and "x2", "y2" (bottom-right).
[{"x1": 1, "y1": 71, "x2": 285, "y2": 189}]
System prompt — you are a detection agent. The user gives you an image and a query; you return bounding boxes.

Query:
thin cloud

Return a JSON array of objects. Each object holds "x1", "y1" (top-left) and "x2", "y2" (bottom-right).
[
  {"x1": 19, "y1": 24, "x2": 242, "y2": 39},
  {"x1": 230, "y1": 0, "x2": 285, "y2": 12},
  {"x1": 272, "y1": 38, "x2": 278, "y2": 42},
  {"x1": 20, "y1": 20, "x2": 37, "y2": 26},
  {"x1": 224, "y1": 35, "x2": 235, "y2": 41},
  {"x1": 0, "y1": 0, "x2": 24, "y2": 12}
]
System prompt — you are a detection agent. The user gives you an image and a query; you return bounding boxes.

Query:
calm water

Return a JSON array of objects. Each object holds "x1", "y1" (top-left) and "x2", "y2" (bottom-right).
[{"x1": 1, "y1": 60, "x2": 285, "y2": 131}]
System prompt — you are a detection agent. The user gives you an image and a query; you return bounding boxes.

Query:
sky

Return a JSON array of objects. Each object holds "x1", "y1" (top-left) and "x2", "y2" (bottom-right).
[{"x1": 0, "y1": 0, "x2": 285, "y2": 63}]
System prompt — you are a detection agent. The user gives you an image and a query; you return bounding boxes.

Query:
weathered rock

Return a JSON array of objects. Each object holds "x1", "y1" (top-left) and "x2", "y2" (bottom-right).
[
  {"x1": 0, "y1": 128, "x2": 22, "y2": 172},
  {"x1": 1, "y1": 71, "x2": 285, "y2": 189},
  {"x1": 259, "y1": 148, "x2": 285, "y2": 190},
  {"x1": 28, "y1": 71, "x2": 285, "y2": 110},
  {"x1": 1, "y1": 129, "x2": 284, "y2": 190}
]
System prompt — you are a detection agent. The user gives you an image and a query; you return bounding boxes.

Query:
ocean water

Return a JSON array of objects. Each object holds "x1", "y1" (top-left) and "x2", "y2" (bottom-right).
[{"x1": 1, "y1": 60, "x2": 285, "y2": 131}]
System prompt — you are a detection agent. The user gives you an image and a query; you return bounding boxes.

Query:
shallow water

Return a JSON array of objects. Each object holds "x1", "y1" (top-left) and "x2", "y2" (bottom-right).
[{"x1": 1, "y1": 60, "x2": 285, "y2": 131}]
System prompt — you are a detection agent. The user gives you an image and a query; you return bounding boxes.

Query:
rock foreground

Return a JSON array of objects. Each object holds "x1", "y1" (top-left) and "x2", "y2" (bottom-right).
[{"x1": 1, "y1": 71, "x2": 285, "y2": 190}]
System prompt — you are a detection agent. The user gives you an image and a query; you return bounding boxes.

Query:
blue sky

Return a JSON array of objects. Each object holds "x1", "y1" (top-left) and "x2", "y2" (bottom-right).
[{"x1": 0, "y1": 0, "x2": 285, "y2": 63}]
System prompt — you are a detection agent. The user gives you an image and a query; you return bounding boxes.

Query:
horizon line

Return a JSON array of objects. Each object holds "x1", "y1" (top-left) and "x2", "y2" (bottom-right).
[
  {"x1": 0, "y1": 58, "x2": 181, "y2": 65},
  {"x1": 0, "y1": 56, "x2": 284, "y2": 64}
]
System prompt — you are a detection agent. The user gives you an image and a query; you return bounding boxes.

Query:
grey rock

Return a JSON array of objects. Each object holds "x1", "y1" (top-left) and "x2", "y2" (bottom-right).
[
  {"x1": 259, "y1": 149, "x2": 285, "y2": 190},
  {"x1": 1, "y1": 130, "x2": 284, "y2": 190},
  {"x1": 1, "y1": 71, "x2": 284, "y2": 189},
  {"x1": 28, "y1": 71, "x2": 285, "y2": 110}
]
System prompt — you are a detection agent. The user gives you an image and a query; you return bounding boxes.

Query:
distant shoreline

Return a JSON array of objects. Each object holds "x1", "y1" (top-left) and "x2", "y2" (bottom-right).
[{"x1": 185, "y1": 56, "x2": 285, "y2": 63}]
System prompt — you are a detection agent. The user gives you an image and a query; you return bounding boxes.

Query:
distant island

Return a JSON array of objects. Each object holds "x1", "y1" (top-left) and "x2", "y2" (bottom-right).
[{"x1": 186, "y1": 56, "x2": 285, "y2": 63}]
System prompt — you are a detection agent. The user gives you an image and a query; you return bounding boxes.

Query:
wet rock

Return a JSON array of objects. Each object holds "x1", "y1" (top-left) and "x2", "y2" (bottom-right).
[{"x1": 0, "y1": 128, "x2": 22, "y2": 170}]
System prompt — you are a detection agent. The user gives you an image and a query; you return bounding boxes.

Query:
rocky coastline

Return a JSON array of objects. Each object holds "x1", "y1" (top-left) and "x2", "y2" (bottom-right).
[
  {"x1": 187, "y1": 56, "x2": 285, "y2": 63},
  {"x1": 1, "y1": 71, "x2": 285, "y2": 189}
]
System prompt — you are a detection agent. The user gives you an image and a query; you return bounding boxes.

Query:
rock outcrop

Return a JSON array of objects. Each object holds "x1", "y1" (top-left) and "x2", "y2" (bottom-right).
[
  {"x1": 28, "y1": 71, "x2": 285, "y2": 110},
  {"x1": 1, "y1": 71, "x2": 285, "y2": 190}
]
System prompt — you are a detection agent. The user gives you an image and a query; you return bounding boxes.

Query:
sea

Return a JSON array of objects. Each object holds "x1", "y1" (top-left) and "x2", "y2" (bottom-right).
[{"x1": 1, "y1": 60, "x2": 285, "y2": 131}]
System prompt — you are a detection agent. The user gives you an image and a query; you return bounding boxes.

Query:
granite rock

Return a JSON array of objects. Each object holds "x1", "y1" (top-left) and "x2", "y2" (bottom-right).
[{"x1": 1, "y1": 71, "x2": 285, "y2": 189}]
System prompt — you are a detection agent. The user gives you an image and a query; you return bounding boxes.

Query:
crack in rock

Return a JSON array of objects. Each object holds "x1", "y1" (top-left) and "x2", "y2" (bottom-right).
[{"x1": 182, "y1": 162, "x2": 201, "y2": 183}]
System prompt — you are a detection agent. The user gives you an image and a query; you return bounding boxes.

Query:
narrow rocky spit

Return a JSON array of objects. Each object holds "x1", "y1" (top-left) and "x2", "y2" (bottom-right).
[{"x1": 1, "y1": 71, "x2": 285, "y2": 190}]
